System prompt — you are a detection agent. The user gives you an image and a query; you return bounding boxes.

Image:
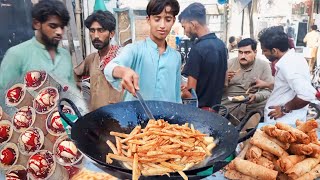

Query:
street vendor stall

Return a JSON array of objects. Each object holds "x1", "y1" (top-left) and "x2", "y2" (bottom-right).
[
  {"x1": 1, "y1": 71, "x2": 320, "y2": 180},
  {"x1": 0, "y1": 69, "x2": 256, "y2": 179}
]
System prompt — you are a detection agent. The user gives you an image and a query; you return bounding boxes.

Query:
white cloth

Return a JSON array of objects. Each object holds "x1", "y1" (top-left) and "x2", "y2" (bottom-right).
[
  {"x1": 264, "y1": 49, "x2": 316, "y2": 124},
  {"x1": 303, "y1": 47, "x2": 312, "y2": 59}
]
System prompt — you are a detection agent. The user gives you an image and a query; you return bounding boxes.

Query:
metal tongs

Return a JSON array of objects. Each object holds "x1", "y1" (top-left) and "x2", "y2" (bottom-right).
[{"x1": 135, "y1": 91, "x2": 155, "y2": 120}]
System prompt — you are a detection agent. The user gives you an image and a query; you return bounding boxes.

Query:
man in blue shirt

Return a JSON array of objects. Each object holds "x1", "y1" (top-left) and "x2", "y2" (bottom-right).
[
  {"x1": 104, "y1": 0, "x2": 181, "y2": 103},
  {"x1": 0, "y1": 0, "x2": 75, "y2": 90},
  {"x1": 179, "y1": 3, "x2": 228, "y2": 111}
]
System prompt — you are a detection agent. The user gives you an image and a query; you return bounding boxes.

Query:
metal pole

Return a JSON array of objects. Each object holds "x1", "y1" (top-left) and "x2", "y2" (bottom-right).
[
  {"x1": 224, "y1": 4, "x2": 228, "y2": 43},
  {"x1": 75, "y1": 0, "x2": 83, "y2": 56},
  {"x1": 308, "y1": 0, "x2": 315, "y2": 31},
  {"x1": 241, "y1": 9, "x2": 244, "y2": 35}
]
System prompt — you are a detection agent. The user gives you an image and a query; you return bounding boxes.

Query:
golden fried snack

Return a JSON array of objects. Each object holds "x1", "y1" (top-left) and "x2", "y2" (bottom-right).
[
  {"x1": 260, "y1": 130, "x2": 290, "y2": 150},
  {"x1": 233, "y1": 158, "x2": 278, "y2": 180},
  {"x1": 250, "y1": 130, "x2": 288, "y2": 157},
  {"x1": 238, "y1": 142, "x2": 252, "y2": 159},
  {"x1": 308, "y1": 129, "x2": 319, "y2": 144},
  {"x1": 309, "y1": 143, "x2": 320, "y2": 158},
  {"x1": 276, "y1": 155, "x2": 305, "y2": 173},
  {"x1": 296, "y1": 164, "x2": 320, "y2": 180},
  {"x1": 286, "y1": 158, "x2": 320, "y2": 179},
  {"x1": 224, "y1": 170, "x2": 256, "y2": 180},
  {"x1": 276, "y1": 122, "x2": 310, "y2": 144},
  {"x1": 262, "y1": 150, "x2": 276, "y2": 162},
  {"x1": 296, "y1": 119, "x2": 318, "y2": 133},
  {"x1": 288, "y1": 143, "x2": 313, "y2": 156},
  {"x1": 70, "y1": 168, "x2": 117, "y2": 180},
  {"x1": 261, "y1": 125, "x2": 296, "y2": 143},
  {"x1": 231, "y1": 95, "x2": 246, "y2": 101},
  {"x1": 250, "y1": 156, "x2": 274, "y2": 170},
  {"x1": 245, "y1": 145, "x2": 262, "y2": 160}
]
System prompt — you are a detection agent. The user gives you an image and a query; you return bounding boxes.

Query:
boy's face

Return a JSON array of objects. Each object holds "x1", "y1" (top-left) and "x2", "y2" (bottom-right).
[{"x1": 147, "y1": 6, "x2": 175, "y2": 41}]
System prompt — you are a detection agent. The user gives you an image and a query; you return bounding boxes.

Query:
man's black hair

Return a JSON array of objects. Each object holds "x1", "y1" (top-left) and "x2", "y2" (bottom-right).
[
  {"x1": 178, "y1": 3, "x2": 206, "y2": 25},
  {"x1": 31, "y1": 0, "x2": 70, "y2": 28},
  {"x1": 312, "y1": 25, "x2": 318, "y2": 31},
  {"x1": 276, "y1": 25, "x2": 284, "y2": 32},
  {"x1": 229, "y1": 36, "x2": 236, "y2": 44},
  {"x1": 146, "y1": 0, "x2": 180, "y2": 17},
  {"x1": 258, "y1": 26, "x2": 289, "y2": 52},
  {"x1": 84, "y1": 10, "x2": 116, "y2": 32},
  {"x1": 237, "y1": 38, "x2": 257, "y2": 51}
]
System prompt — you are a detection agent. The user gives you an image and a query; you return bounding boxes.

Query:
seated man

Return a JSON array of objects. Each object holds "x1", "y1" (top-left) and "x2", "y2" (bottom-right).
[{"x1": 222, "y1": 38, "x2": 273, "y2": 121}]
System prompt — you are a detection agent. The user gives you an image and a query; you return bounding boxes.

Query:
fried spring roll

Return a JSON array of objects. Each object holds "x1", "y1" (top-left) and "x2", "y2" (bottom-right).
[
  {"x1": 250, "y1": 131, "x2": 288, "y2": 157},
  {"x1": 225, "y1": 160, "x2": 236, "y2": 171},
  {"x1": 309, "y1": 143, "x2": 320, "y2": 158},
  {"x1": 260, "y1": 130, "x2": 290, "y2": 150},
  {"x1": 224, "y1": 170, "x2": 256, "y2": 180},
  {"x1": 273, "y1": 159, "x2": 282, "y2": 172},
  {"x1": 296, "y1": 119, "x2": 318, "y2": 133},
  {"x1": 238, "y1": 142, "x2": 252, "y2": 159},
  {"x1": 308, "y1": 129, "x2": 319, "y2": 143},
  {"x1": 288, "y1": 143, "x2": 313, "y2": 155},
  {"x1": 276, "y1": 155, "x2": 305, "y2": 172},
  {"x1": 275, "y1": 122, "x2": 310, "y2": 144},
  {"x1": 262, "y1": 150, "x2": 276, "y2": 161},
  {"x1": 261, "y1": 124, "x2": 277, "y2": 136},
  {"x1": 286, "y1": 158, "x2": 320, "y2": 179},
  {"x1": 234, "y1": 158, "x2": 278, "y2": 180},
  {"x1": 261, "y1": 125, "x2": 296, "y2": 143},
  {"x1": 296, "y1": 164, "x2": 320, "y2": 180},
  {"x1": 251, "y1": 157, "x2": 274, "y2": 170},
  {"x1": 245, "y1": 145, "x2": 262, "y2": 160}
]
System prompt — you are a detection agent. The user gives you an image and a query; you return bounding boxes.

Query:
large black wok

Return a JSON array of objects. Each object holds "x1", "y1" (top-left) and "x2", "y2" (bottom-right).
[{"x1": 58, "y1": 98, "x2": 258, "y2": 179}]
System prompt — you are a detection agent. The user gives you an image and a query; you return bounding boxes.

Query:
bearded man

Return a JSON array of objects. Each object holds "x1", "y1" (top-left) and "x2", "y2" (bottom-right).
[
  {"x1": 74, "y1": 10, "x2": 123, "y2": 111},
  {"x1": 0, "y1": 0, "x2": 76, "y2": 89}
]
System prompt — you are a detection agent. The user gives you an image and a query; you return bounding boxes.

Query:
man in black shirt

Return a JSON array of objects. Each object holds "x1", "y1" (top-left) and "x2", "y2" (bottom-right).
[{"x1": 179, "y1": 2, "x2": 227, "y2": 111}]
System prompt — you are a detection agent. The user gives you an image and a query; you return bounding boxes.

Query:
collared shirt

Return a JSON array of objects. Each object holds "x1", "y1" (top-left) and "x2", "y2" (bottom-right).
[
  {"x1": 264, "y1": 49, "x2": 316, "y2": 124},
  {"x1": 104, "y1": 37, "x2": 182, "y2": 103},
  {"x1": 222, "y1": 57, "x2": 273, "y2": 103},
  {"x1": 0, "y1": 37, "x2": 76, "y2": 90}
]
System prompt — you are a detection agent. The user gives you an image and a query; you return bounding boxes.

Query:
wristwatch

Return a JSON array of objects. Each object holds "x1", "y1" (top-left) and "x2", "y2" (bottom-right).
[{"x1": 281, "y1": 106, "x2": 291, "y2": 114}]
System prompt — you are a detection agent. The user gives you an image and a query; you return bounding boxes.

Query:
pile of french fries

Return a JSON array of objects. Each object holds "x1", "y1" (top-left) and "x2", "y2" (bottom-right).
[
  {"x1": 106, "y1": 119, "x2": 216, "y2": 180},
  {"x1": 225, "y1": 119, "x2": 320, "y2": 180}
]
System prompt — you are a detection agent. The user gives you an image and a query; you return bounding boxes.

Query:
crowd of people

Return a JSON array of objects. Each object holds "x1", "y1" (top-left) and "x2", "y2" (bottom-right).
[{"x1": 0, "y1": 0, "x2": 317, "y2": 126}]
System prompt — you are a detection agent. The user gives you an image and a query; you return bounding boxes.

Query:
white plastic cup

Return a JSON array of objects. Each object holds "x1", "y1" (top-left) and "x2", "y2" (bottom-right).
[{"x1": 53, "y1": 135, "x2": 84, "y2": 167}]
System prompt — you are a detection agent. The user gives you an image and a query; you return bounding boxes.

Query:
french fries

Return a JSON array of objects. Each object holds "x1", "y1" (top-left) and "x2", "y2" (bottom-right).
[{"x1": 106, "y1": 119, "x2": 216, "y2": 180}]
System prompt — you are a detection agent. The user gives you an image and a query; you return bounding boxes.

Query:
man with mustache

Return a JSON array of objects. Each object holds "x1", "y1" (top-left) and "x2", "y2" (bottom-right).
[
  {"x1": 74, "y1": 10, "x2": 122, "y2": 111},
  {"x1": 0, "y1": 0, "x2": 75, "y2": 89},
  {"x1": 221, "y1": 38, "x2": 273, "y2": 121},
  {"x1": 259, "y1": 27, "x2": 316, "y2": 124},
  {"x1": 104, "y1": 0, "x2": 181, "y2": 103},
  {"x1": 179, "y1": 3, "x2": 227, "y2": 111}
]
